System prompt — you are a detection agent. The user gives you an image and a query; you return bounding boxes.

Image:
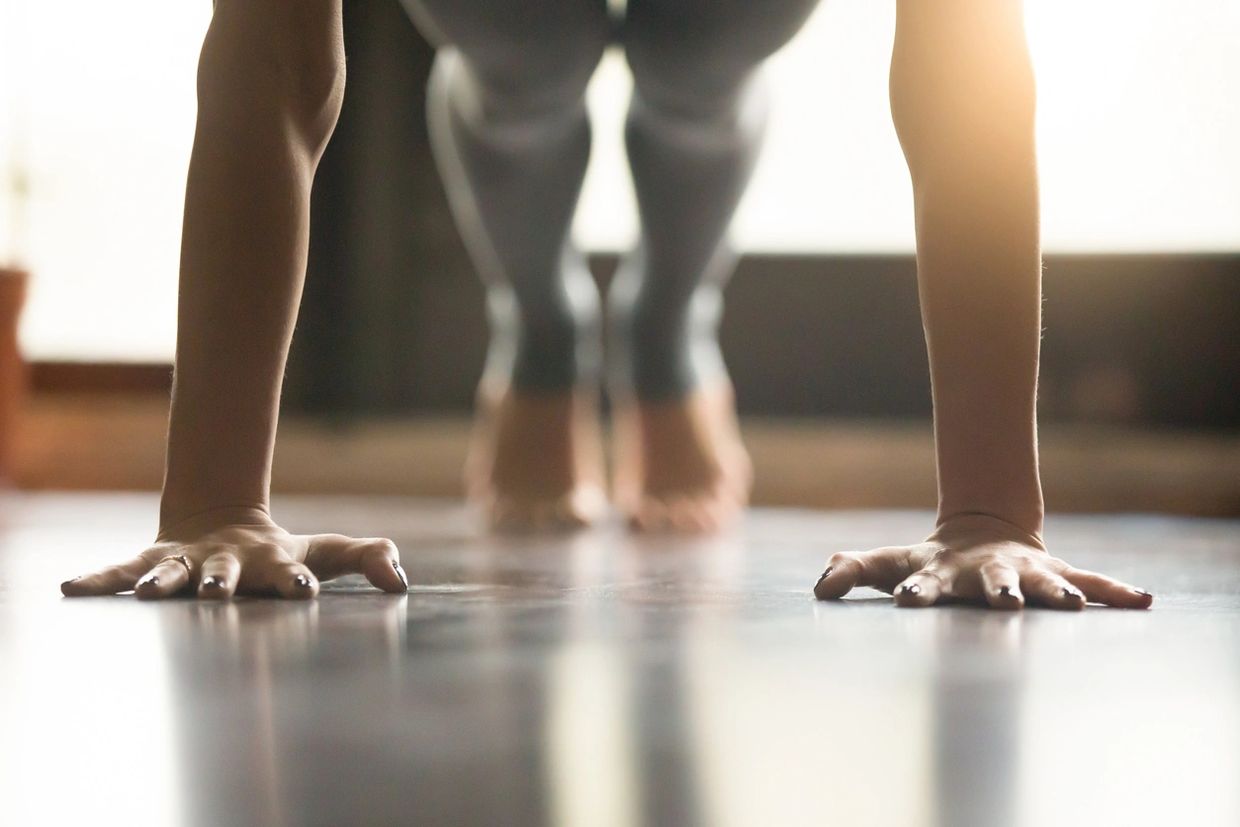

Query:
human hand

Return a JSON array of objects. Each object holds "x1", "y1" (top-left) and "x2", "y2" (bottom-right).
[
  {"x1": 812, "y1": 513, "x2": 1153, "y2": 610},
  {"x1": 60, "y1": 507, "x2": 409, "y2": 600}
]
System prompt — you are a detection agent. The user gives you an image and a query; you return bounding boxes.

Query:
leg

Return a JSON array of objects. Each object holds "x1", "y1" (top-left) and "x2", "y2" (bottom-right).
[
  {"x1": 401, "y1": 0, "x2": 611, "y2": 530},
  {"x1": 612, "y1": 0, "x2": 821, "y2": 532}
]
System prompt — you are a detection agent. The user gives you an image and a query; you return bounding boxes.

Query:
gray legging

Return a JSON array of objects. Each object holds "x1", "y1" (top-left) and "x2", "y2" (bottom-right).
[{"x1": 400, "y1": 0, "x2": 821, "y2": 398}]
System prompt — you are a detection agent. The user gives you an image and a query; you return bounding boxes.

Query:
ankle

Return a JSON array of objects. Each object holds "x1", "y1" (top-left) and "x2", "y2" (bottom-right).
[
  {"x1": 607, "y1": 283, "x2": 726, "y2": 400},
  {"x1": 489, "y1": 278, "x2": 602, "y2": 392}
]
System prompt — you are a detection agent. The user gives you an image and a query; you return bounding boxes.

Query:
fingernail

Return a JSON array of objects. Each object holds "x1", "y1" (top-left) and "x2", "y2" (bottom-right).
[
  {"x1": 201, "y1": 576, "x2": 223, "y2": 590},
  {"x1": 1063, "y1": 588, "x2": 1083, "y2": 601},
  {"x1": 899, "y1": 583, "x2": 921, "y2": 596},
  {"x1": 815, "y1": 567, "x2": 833, "y2": 586},
  {"x1": 998, "y1": 585, "x2": 1013, "y2": 598},
  {"x1": 1134, "y1": 588, "x2": 1151, "y2": 597},
  {"x1": 61, "y1": 577, "x2": 80, "y2": 588},
  {"x1": 393, "y1": 561, "x2": 409, "y2": 590},
  {"x1": 138, "y1": 575, "x2": 159, "y2": 588},
  {"x1": 294, "y1": 574, "x2": 312, "y2": 590}
]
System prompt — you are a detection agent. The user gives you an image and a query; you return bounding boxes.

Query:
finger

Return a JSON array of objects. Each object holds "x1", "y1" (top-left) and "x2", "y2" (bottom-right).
[
  {"x1": 979, "y1": 561, "x2": 1024, "y2": 610},
  {"x1": 232, "y1": 543, "x2": 307, "y2": 598},
  {"x1": 306, "y1": 535, "x2": 407, "y2": 594},
  {"x1": 1023, "y1": 570, "x2": 1086, "y2": 611},
  {"x1": 61, "y1": 556, "x2": 150, "y2": 597},
  {"x1": 134, "y1": 556, "x2": 193, "y2": 601},
  {"x1": 197, "y1": 550, "x2": 241, "y2": 600},
  {"x1": 1062, "y1": 567, "x2": 1153, "y2": 609},
  {"x1": 813, "y1": 548, "x2": 912, "y2": 600},
  {"x1": 271, "y1": 561, "x2": 319, "y2": 600},
  {"x1": 893, "y1": 569, "x2": 945, "y2": 608}
]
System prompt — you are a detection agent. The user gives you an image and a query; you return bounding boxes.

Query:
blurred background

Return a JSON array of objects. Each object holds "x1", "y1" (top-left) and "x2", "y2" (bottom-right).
[{"x1": 0, "y1": 0, "x2": 1236, "y2": 514}]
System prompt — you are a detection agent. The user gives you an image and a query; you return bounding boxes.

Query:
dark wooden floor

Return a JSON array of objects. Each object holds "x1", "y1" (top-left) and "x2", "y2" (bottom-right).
[{"x1": 2, "y1": 494, "x2": 1238, "y2": 827}]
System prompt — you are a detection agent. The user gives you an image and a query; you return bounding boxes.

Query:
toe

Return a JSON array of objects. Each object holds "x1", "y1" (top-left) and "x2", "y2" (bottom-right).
[
  {"x1": 553, "y1": 500, "x2": 591, "y2": 531},
  {"x1": 668, "y1": 499, "x2": 708, "y2": 533},
  {"x1": 488, "y1": 493, "x2": 595, "y2": 534},
  {"x1": 487, "y1": 498, "x2": 521, "y2": 532},
  {"x1": 629, "y1": 491, "x2": 736, "y2": 535},
  {"x1": 630, "y1": 497, "x2": 671, "y2": 533}
]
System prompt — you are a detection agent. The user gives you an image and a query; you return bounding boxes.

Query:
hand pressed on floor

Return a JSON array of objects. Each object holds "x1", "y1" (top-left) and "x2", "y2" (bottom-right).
[
  {"x1": 60, "y1": 507, "x2": 409, "y2": 600},
  {"x1": 812, "y1": 513, "x2": 1153, "y2": 611}
]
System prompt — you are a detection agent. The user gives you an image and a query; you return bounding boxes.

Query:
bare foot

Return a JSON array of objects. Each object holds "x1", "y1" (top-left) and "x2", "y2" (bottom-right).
[
  {"x1": 612, "y1": 384, "x2": 752, "y2": 533},
  {"x1": 466, "y1": 382, "x2": 607, "y2": 532}
]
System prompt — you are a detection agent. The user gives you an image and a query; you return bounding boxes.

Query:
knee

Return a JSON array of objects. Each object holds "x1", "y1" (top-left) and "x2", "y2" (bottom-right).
[
  {"x1": 454, "y1": 25, "x2": 608, "y2": 125},
  {"x1": 626, "y1": 40, "x2": 753, "y2": 124},
  {"x1": 200, "y1": 0, "x2": 346, "y2": 149},
  {"x1": 624, "y1": 4, "x2": 813, "y2": 123}
]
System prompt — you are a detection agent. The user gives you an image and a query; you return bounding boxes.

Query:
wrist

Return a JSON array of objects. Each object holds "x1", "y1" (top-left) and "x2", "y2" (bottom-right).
[
  {"x1": 160, "y1": 441, "x2": 273, "y2": 538},
  {"x1": 937, "y1": 476, "x2": 1044, "y2": 539},
  {"x1": 933, "y1": 510, "x2": 1045, "y2": 550},
  {"x1": 161, "y1": 385, "x2": 280, "y2": 538},
  {"x1": 157, "y1": 500, "x2": 274, "y2": 541}
]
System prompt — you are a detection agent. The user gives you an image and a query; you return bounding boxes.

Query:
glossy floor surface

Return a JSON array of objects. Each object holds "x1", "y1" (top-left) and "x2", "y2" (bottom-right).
[{"x1": 2, "y1": 494, "x2": 1239, "y2": 827}]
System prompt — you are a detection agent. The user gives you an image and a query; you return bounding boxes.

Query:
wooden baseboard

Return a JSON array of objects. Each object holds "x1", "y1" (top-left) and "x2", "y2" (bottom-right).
[{"x1": 11, "y1": 392, "x2": 1240, "y2": 516}]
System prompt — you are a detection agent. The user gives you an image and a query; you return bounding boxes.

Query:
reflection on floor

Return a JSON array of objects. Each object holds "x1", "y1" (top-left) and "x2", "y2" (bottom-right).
[{"x1": 1, "y1": 493, "x2": 1238, "y2": 827}]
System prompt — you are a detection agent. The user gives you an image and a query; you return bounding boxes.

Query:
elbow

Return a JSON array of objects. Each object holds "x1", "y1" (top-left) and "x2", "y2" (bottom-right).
[
  {"x1": 196, "y1": 1, "x2": 346, "y2": 157},
  {"x1": 890, "y1": 33, "x2": 1037, "y2": 190}
]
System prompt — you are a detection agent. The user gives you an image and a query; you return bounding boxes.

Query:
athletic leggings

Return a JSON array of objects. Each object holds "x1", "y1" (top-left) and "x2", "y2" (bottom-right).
[{"x1": 399, "y1": 0, "x2": 821, "y2": 398}]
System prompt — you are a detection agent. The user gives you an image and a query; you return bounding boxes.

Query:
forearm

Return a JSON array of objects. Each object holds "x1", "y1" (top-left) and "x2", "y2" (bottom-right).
[
  {"x1": 915, "y1": 177, "x2": 1043, "y2": 535},
  {"x1": 160, "y1": 7, "x2": 344, "y2": 529},
  {"x1": 892, "y1": 0, "x2": 1044, "y2": 536}
]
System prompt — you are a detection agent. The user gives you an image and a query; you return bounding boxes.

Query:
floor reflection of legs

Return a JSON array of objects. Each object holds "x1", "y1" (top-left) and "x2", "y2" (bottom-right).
[{"x1": 611, "y1": 0, "x2": 821, "y2": 533}]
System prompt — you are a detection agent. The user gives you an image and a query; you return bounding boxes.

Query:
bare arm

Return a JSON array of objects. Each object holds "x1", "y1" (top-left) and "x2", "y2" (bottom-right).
[
  {"x1": 892, "y1": 0, "x2": 1044, "y2": 536},
  {"x1": 62, "y1": 1, "x2": 407, "y2": 599},
  {"x1": 160, "y1": 1, "x2": 343, "y2": 525},
  {"x1": 814, "y1": 0, "x2": 1151, "y2": 610}
]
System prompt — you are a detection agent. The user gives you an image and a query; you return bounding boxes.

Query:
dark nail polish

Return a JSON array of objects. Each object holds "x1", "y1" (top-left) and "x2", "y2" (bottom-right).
[
  {"x1": 294, "y1": 574, "x2": 312, "y2": 589},
  {"x1": 201, "y1": 576, "x2": 222, "y2": 589},
  {"x1": 138, "y1": 576, "x2": 159, "y2": 588},
  {"x1": 1063, "y1": 588, "x2": 1083, "y2": 601},
  {"x1": 61, "y1": 577, "x2": 81, "y2": 588},
  {"x1": 1134, "y1": 588, "x2": 1151, "y2": 597},
  {"x1": 899, "y1": 583, "x2": 921, "y2": 596},
  {"x1": 998, "y1": 585, "x2": 1013, "y2": 598},
  {"x1": 393, "y1": 561, "x2": 410, "y2": 590},
  {"x1": 815, "y1": 567, "x2": 833, "y2": 586}
]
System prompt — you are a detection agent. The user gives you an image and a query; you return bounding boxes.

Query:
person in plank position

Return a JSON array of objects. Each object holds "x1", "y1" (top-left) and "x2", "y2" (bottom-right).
[{"x1": 60, "y1": 0, "x2": 1153, "y2": 611}]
